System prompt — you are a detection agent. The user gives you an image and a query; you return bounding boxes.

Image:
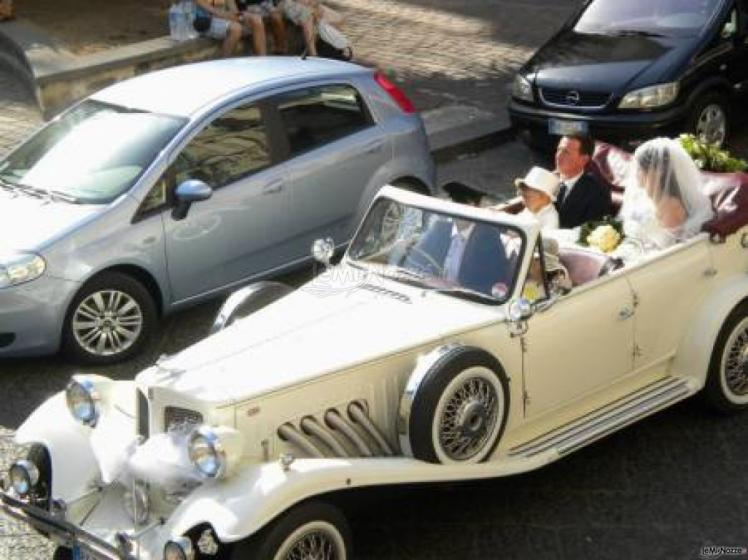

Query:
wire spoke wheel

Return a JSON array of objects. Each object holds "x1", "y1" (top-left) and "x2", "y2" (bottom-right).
[
  {"x1": 72, "y1": 289, "x2": 143, "y2": 356},
  {"x1": 437, "y1": 371, "x2": 499, "y2": 461},
  {"x1": 722, "y1": 317, "x2": 748, "y2": 398},
  {"x1": 274, "y1": 521, "x2": 346, "y2": 560}
]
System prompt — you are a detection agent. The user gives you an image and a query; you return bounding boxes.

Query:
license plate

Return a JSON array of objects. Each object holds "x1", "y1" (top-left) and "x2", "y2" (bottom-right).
[{"x1": 548, "y1": 118, "x2": 588, "y2": 136}]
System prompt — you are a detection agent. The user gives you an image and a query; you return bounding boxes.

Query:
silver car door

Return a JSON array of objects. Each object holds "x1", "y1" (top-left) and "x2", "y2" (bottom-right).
[
  {"x1": 272, "y1": 83, "x2": 391, "y2": 256},
  {"x1": 163, "y1": 102, "x2": 291, "y2": 303}
]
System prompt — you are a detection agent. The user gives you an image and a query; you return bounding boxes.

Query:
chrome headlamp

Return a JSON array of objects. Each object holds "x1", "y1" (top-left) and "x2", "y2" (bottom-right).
[
  {"x1": 188, "y1": 426, "x2": 226, "y2": 478},
  {"x1": 187, "y1": 425, "x2": 243, "y2": 479},
  {"x1": 65, "y1": 376, "x2": 100, "y2": 427},
  {"x1": 618, "y1": 82, "x2": 679, "y2": 110},
  {"x1": 164, "y1": 537, "x2": 195, "y2": 560},
  {"x1": 0, "y1": 252, "x2": 46, "y2": 289},
  {"x1": 512, "y1": 74, "x2": 534, "y2": 103},
  {"x1": 9, "y1": 460, "x2": 40, "y2": 497}
]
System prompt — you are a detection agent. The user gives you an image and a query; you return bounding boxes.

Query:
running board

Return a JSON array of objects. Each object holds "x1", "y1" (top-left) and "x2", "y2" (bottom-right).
[{"x1": 509, "y1": 376, "x2": 693, "y2": 459}]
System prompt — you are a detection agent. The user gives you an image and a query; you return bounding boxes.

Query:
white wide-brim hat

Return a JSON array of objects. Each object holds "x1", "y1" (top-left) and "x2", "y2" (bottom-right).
[{"x1": 515, "y1": 167, "x2": 561, "y2": 202}]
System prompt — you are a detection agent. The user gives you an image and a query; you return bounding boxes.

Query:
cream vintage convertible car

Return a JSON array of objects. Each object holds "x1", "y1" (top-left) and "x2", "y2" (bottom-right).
[{"x1": 3, "y1": 177, "x2": 748, "y2": 560}]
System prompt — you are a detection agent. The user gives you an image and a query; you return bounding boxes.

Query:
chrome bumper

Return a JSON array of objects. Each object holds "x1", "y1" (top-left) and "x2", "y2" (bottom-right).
[{"x1": 0, "y1": 490, "x2": 133, "y2": 560}]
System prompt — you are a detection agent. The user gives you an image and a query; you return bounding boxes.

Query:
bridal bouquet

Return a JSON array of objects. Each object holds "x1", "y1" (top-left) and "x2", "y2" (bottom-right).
[{"x1": 578, "y1": 217, "x2": 624, "y2": 253}]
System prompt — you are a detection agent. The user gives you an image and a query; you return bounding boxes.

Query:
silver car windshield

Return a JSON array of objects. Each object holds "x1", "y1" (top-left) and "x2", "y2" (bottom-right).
[
  {"x1": 348, "y1": 198, "x2": 524, "y2": 303},
  {"x1": 575, "y1": 0, "x2": 721, "y2": 37},
  {"x1": 0, "y1": 100, "x2": 186, "y2": 204}
]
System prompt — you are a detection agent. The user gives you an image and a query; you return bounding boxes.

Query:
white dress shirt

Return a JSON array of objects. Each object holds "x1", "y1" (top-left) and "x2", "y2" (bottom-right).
[{"x1": 518, "y1": 204, "x2": 559, "y2": 230}]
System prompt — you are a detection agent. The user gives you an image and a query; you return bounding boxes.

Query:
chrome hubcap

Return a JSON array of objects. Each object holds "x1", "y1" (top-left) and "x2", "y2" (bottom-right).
[
  {"x1": 723, "y1": 320, "x2": 748, "y2": 396},
  {"x1": 696, "y1": 103, "x2": 726, "y2": 146},
  {"x1": 276, "y1": 522, "x2": 344, "y2": 560},
  {"x1": 72, "y1": 290, "x2": 143, "y2": 356},
  {"x1": 439, "y1": 376, "x2": 498, "y2": 461}
]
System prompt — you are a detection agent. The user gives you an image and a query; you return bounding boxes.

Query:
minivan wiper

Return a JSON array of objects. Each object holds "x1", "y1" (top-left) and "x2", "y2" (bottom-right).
[{"x1": 610, "y1": 29, "x2": 665, "y2": 38}]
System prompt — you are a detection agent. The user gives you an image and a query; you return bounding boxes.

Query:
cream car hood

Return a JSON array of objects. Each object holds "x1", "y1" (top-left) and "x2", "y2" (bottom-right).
[{"x1": 139, "y1": 268, "x2": 504, "y2": 404}]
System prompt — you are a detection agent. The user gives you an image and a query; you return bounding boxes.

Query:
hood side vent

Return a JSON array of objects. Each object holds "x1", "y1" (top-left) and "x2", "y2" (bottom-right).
[
  {"x1": 277, "y1": 400, "x2": 399, "y2": 458},
  {"x1": 360, "y1": 283, "x2": 411, "y2": 303},
  {"x1": 137, "y1": 389, "x2": 149, "y2": 439}
]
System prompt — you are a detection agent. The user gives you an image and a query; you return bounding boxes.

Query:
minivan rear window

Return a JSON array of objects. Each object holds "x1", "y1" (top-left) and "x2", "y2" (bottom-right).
[{"x1": 575, "y1": 0, "x2": 722, "y2": 38}]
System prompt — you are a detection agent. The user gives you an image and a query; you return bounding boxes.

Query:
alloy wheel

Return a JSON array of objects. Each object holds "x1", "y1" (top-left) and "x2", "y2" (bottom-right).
[
  {"x1": 695, "y1": 103, "x2": 727, "y2": 147},
  {"x1": 72, "y1": 290, "x2": 143, "y2": 356}
]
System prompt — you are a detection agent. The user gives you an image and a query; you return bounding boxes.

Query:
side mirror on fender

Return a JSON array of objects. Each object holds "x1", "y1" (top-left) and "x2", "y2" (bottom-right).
[
  {"x1": 172, "y1": 180, "x2": 213, "y2": 221},
  {"x1": 311, "y1": 237, "x2": 335, "y2": 267}
]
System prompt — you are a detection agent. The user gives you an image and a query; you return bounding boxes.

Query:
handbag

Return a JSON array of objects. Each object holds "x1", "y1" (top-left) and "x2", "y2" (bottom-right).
[{"x1": 193, "y1": 14, "x2": 212, "y2": 33}]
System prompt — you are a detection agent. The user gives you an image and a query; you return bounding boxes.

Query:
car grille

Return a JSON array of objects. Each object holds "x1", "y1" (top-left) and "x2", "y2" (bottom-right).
[
  {"x1": 137, "y1": 389, "x2": 149, "y2": 439},
  {"x1": 539, "y1": 87, "x2": 612, "y2": 109},
  {"x1": 164, "y1": 407, "x2": 203, "y2": 432}
]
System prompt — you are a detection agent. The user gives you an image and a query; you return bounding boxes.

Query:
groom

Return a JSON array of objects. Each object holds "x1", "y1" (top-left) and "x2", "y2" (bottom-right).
[{"x1": 554, "y1": 135, "x2": 612, "y2": 229}]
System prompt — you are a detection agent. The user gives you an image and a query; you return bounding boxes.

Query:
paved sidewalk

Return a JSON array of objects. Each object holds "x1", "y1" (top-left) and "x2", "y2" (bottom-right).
[{"x1": 0, "y1": 71, "x2": 41, "y2": 156}]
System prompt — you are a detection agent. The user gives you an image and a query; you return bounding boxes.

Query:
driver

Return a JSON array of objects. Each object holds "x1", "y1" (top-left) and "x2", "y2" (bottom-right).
[{"x1": 406, "y1": 183, "x2": 511, "y2": 295}]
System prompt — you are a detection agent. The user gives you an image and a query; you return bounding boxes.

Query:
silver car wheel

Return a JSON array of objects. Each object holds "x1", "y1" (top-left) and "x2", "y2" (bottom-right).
[
  {"x1": 721, "y1": 317, "x2": 748, "y2": 402},
  {"x1": 273, "y1": 520, "x2": 347, "y2": 560},
  {"x1": 696, "y1": 103, "x2": 727, "y2": 147},
  {"x1": 433, "y1": 366, "x2": 501, "y2": 462},
  {"x1": 72, "y1": 290, "x2": 143, "y2": 356}
]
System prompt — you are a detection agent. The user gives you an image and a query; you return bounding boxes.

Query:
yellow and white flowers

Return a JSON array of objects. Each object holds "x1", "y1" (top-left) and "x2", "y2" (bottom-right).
[{"x1": 587, "y1": 224, "x2": 622, "y2": 253}]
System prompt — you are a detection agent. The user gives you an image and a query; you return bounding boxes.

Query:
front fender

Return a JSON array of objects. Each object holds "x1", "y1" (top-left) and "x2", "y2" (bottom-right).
[
  {"x1": 673, "y1": 273, "x2": 748, "y2": 385},
  {"x1": 166, "y1": 453, "x2": 549, "y2": 543},
  {"x1": 15, "y1": 393, "x2": 98, "y2": 502}
]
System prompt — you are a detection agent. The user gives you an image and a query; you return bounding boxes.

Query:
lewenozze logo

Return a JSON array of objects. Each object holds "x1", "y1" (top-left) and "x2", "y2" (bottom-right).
[{"x1": 700, "y1": 545, "x2": 748, "y2": 559}]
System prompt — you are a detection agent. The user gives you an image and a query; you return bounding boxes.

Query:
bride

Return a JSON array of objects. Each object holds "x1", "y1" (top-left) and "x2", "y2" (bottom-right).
[{"x1": 619, "y1": 137, "x2": 714, "y2": 250}]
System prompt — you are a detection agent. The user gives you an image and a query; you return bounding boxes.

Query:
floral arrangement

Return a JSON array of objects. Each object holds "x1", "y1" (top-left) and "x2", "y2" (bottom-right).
[
  {"x1": 678, "y1": 134, "x2": 747, "y2": 173},
  {"x1": 578, "y1": 217, "x2": 624, "y2": 253}
]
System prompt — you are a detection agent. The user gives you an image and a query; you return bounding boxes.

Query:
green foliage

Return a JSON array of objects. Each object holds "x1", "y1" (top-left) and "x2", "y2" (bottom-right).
[{"x1": 678, "y1": 134, "x2": 747, "y2": 173}]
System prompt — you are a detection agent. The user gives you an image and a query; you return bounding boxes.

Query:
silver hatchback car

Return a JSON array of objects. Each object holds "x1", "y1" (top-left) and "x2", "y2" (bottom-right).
[{"x1": 0, "y1": 57, "x2": 435, "y2": 363}]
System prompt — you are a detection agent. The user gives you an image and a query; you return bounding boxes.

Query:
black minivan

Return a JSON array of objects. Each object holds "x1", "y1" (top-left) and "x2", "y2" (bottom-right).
[{"x1": 508, "y1": 0, "x2": 748, "y2": 147}]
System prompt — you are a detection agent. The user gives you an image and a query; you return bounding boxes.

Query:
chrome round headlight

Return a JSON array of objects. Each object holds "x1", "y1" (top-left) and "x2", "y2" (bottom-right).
[
  {"x1": 188, "y1": 426, "x2": 225, "y2": 479},
  {"x1": 164, "y1": 537, "x2": 194, "y2": 560},
  {"x1": 65, "y1": 377, "x2": 100, "y2": 427},
  {"x1": 9, "y1": 460, "x2": 40, "y2": 497}
]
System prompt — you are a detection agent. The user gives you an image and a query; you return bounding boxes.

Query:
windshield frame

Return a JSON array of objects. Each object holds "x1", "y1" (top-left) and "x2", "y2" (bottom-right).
[
  {"x1": 0, "y1": 99, "x2": 188, "y2": 205},
  {"x1": 344, "y1": 194, "x2": 530, "y2": 306}
]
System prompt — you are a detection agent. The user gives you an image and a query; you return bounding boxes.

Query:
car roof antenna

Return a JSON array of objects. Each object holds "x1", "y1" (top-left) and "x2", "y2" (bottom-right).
[{"x1": 301, "y1": 47, "x2": 308, "y2": 60}]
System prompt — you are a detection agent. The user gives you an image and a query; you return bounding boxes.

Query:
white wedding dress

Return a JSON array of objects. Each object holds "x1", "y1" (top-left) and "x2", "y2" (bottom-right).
[{"x1": 618, "y1": 137, "x2": 714, "y2": 253}]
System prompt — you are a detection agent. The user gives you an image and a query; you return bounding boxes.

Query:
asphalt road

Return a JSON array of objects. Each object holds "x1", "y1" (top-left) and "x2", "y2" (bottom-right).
[{"x1": 2, "y1": 137, "x2": 748, "y2": 559}]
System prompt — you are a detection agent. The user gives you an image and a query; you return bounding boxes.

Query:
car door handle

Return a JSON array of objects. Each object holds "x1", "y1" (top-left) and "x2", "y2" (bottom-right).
[
  {"x1": 618, "y1": 306, "x2": 635, "y2": 321},
  {"x1": 362, "y1": 140, "x2": 384, "y2": 154},
  {"x1": 262, "y1": 181, "x2": 283, "y2": 195}
]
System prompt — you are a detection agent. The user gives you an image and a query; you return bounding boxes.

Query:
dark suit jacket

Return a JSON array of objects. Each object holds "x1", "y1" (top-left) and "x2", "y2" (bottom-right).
[
  {"x1": 556, "y1": 172, "x2": 612, "y2": 229},
  {"x1": 406, "y1": 219, "x2": 510, "y2": 295}
]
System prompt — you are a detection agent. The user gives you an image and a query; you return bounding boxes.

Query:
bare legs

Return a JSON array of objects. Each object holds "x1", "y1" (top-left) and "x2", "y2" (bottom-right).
[
  {"x1": 223, "y1": 21, "x2": 244, "y2": 57},
  {"x1": 269, "y1": 10, "x2": 288, "y2": 54},
  {"x1": 243, "y1": 13, "x2": 268, "y2": 56}
]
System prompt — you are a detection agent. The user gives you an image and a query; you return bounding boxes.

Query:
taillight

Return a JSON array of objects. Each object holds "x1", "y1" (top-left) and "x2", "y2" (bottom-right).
[{"x1": 374, "y1": 72, "x2": 416, "y2": 114}]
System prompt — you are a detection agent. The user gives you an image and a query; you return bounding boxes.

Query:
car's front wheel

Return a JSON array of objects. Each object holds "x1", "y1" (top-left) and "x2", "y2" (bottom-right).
[
  {"x1": 688, "y1": 92, "x2": 729, "y2": 148},
  {"x1": 231, "y1": 501, "x2": 352, "y2": 560},
  {"x1": 705, "y1": 301, "x2": 748, "y2": 413},
  {"x1": 62, "y1": 271, "x2": 157, "y2": 364}
]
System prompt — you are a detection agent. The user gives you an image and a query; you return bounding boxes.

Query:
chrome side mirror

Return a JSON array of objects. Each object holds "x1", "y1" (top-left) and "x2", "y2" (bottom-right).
[
  {"x1": 311, "y1": 238, "x2": 335, "y2": 267},
  {"x1": 172, "y1": 180, "x2": 213, "y2": 221},
  {"x1": 507, "y1": 298, "x2": 534, "y2": 322}
]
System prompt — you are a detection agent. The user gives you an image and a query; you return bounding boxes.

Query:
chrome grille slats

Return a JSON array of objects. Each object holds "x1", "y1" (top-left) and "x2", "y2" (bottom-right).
[
  {"x1": 164, "y1": 407, "x2": 203, "y2": 431},
  {"x1": 539, "y1": 87, "x2": 612, "y2": 109},
  {"x1": 136, "y1": 389, "x2": 149, "y2": 439}
]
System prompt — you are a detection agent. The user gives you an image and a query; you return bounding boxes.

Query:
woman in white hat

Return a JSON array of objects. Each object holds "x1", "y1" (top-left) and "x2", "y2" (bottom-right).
[{"x1": 515, "y1": 167, "x2": 561, "y2": 230}]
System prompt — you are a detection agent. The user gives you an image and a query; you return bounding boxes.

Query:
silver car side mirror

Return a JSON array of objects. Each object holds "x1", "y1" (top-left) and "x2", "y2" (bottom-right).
[
  {"x1": 172, "y1": 180, "x2": 213, "y2": 221},
  {"x1": 311, "y1": 238, "x2": 335, "y2": 267},
  {"x1": 507, "y1": 297, "x2": 534, "y2": 322}
]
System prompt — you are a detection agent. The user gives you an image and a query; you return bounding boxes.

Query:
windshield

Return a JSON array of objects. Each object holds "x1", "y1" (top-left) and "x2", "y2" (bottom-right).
[
  {"x1": 0, "y1": 100, "x2": 186, "y2": 204},
  {"x1": 348, "y1": 198, "x2": 524, "y2": 303},
  {"x1": 575, "y1": 0, "x2": 722, "y2": 37}
]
